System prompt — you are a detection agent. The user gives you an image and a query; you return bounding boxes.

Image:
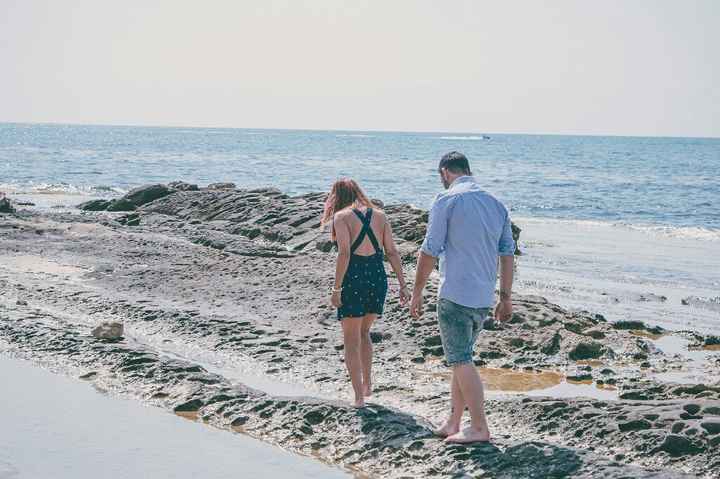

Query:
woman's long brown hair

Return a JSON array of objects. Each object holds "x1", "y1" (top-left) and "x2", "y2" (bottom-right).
[{"x1": 321, "y1": 178, "x2": 374, "y2": 240}]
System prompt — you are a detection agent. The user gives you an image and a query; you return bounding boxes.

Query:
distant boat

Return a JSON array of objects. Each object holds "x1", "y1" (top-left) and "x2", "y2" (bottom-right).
[{"x1": 482, "y1": 135, "x2": 491, "y2": 140}]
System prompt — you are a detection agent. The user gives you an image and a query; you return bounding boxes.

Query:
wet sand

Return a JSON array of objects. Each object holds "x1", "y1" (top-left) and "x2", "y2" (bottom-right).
[{"x1": 0, "y1": 356, "x2": 350, "y2": 479}]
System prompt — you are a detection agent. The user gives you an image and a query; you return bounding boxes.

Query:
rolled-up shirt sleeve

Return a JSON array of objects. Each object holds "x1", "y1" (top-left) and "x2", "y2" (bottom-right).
[
  {"x1": 498, "y1": 210, "x2": 515, "y2": 256},
  {"x1": 421, "y1": 196, "x2": 450, "y2": 258}
]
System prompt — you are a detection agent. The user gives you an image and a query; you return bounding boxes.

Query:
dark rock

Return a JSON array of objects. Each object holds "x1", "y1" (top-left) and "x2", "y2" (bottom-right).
[
  {"x1": 315, "y1": 239, "x2": 335, "y2": 253},
  {"x1": 423, "y1": 335, "x2": 442, "y2": 347},
  {"x1": 700, "y1": 421, "x2": 720, "y2": 435},
  {"x1": 612, "y1": 320, "x2": 646, "y2": 330},
  {"x1": 122, "y1": 184, "x2": 174, "y2": 207},
  {"x1": 703, "y1": 406, "x2": 720, "y2": 416},
  {"x1": 0, "y1": 197, "x2": 15, "y2": 214},
  {"x1": 585, "y1": 329, "x2": 606, "y2": 339},
  {"x1": 106, "y1": 199, "x2": 137, "y2": 212},
  {"x1": 369, "y1": 331, "x2": 386, "y2": 344},
  {"x1": 683, "y1": 404, "x2": 701, "y2": 415},
  {"x1": 657, "y1": 434, "x2": 704, "y2": 456},
  {"x1": 207, "y1": 182, "x2": 236, "y2": 190},
  {"x1": 77, "y1": 199, "x2": 113, "y2": 211},
  {"x1": 541, "y1": 332, "x2": 562, "y2": 356},
  {"x1": 168, "y1": 181, "x2": 199, "y2": 191},
  {"x1": 230, "y1": 416, "x2": 249, "y2": 427},
  {"x1": 612, "y1": 320, "x2": 664, "y2": 335},
  {"x1": 174, "y1": 399, "x2": 204, "y2": 413},
  {"x1": 568, "y1": 342, "x2": 604, "y2": 361},
  {"x1": 119, "y1": 213, "x2": 141, "y2": 226},
  {"x1": 564, "y1": 322, "x2": 588, "y2": 335},
  {"x1": 671, "y1": 422, "x2": 686, "y2": 433},
  {"x1": 618, "y1": 419, "x2": 652, "y2": 431}
]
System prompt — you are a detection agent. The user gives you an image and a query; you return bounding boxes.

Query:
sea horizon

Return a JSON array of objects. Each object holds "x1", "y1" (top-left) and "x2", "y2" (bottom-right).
[{"x1": 2, "y1": 120, "x2": 719, "y2": 141}]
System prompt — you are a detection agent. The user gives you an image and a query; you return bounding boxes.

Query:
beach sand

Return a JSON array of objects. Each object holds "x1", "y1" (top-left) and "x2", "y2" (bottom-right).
[{"x1": 1, "y1": 184, "x2": 718, "y2": 478}]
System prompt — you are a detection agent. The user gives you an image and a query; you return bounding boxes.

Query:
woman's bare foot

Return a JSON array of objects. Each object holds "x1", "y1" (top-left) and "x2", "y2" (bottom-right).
[
  {"x1": 353, "y1": 397, "x2": 366, "y2": 408},
  {"x1": 445, "y1": 426, "x2": 490, "y2": 443},
  {"x1": 363, "y1": 383, "x2": 372, "y2": 397},
  {"x1": 433, "y1": 422, "x2": 460, "y2": 438}
]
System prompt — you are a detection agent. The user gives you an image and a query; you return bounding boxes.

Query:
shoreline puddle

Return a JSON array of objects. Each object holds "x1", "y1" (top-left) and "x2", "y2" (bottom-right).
[
  {"x1": 479, "y1": 368, "x2": 619, "y2": 401},
  {"x1": 477, "y1": 368, "x2": 563, "y2": 392},
  {"x1": 421, "y1": 367, "x2": 619, "y2": 400},
  {"x1": 650, "y1": 334, "x2": 720, "y2": 385}
]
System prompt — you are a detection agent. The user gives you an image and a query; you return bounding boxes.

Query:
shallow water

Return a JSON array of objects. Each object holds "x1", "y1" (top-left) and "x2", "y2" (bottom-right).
[
  {"x1": 515, "y1": 217, "x2": 720, "y2": 334},
  {"x1": 650, "y1": 335, "x2": 720, "y2": 385},
  {"x1": 2, "y1": 123, "x2": 719, "y2": 231},
  {"x1": 482, "y1": 367, "x2": 620, "y2": 401},
  {"x1": 425, "y1": 367, "x2": 619, "y2": 401},
  {"x1": 0, "y1": 356, "x2": 350, "y2": 479}
]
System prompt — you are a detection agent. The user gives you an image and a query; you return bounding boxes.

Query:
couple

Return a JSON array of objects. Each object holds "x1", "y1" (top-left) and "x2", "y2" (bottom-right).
[{"x1": 322, "y1": 151, "x2": 515, "y2": 444}]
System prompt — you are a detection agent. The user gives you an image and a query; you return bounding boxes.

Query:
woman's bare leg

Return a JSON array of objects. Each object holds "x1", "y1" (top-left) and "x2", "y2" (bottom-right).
[
  {"x1": 360, "y1": 314, "x2": 377, "y2": 397},
  {"x1": 341, "y1": 317, "x2": 365, "y2": 407}
]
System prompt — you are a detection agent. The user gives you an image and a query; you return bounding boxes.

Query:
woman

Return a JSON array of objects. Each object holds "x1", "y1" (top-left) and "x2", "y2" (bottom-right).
[{"x1": 321, "y1": 179, "x2": 410, "y2": 408}]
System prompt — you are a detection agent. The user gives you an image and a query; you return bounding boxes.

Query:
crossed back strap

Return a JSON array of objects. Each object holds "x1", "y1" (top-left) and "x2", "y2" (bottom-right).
[{"x1": 350, "y1": 208, "x2": 381, "y2": 254}]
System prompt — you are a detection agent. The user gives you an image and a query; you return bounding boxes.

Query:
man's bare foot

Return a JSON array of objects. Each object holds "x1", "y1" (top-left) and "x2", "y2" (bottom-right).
[
  {"x1": 433, "y1": 422, "x2": 460, "y2": 438},
  {"x1": 445, "y1": 426, "x2": 490, "y2": 443},
  {"x1": 363, "y1": 383, "x2": 372, "y2": 397},
  {"x1": 353, "y1": 397, "x2": 366, "y2": 408}
]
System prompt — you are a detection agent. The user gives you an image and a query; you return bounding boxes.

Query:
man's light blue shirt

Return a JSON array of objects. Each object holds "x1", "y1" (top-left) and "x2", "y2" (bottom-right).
[{"x1": 420, "y1": 176, "x2": 515, "y2": 309}]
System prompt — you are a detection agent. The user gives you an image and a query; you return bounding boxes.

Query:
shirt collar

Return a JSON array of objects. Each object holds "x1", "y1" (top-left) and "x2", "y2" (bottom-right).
[{"x1": 449, "y1": 175, "x2": 475, "y2": 188}]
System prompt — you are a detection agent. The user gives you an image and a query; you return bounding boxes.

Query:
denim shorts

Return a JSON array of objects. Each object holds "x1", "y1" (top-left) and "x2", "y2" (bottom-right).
[{"x1": 437, "y1": 298, "x2": 490, "y2": 366}]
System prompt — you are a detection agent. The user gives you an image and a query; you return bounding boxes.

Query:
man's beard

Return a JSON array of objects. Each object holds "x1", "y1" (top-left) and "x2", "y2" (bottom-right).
[{"x1": 441, "y1": 174, "x2": 450, "y2": 189}]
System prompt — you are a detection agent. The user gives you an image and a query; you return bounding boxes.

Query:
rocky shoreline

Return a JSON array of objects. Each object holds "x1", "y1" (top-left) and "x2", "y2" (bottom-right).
[{"x1": 1, "y1": 183, "x2": 719, "y2": 478}]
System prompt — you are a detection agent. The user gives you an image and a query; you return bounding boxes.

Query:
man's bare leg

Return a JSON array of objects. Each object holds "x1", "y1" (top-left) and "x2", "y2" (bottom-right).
[
  {"x1": 435, "y1": 372, "x2": 465, "y2": 437},
  {"x1": 341, "y1": 317, "x2": 365, "y2": 407},
  {"x1": 446, "y1": 363, "x2": 490, "y2": 443},
  {"x1": 360, "y1": 314, "x2": 377, "y2": 397}
]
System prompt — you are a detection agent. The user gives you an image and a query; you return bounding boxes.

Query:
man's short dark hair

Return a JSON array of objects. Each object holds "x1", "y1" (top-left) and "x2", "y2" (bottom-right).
[{"x1": 439, "y1": 151, "x2": 471, "y2": 175}]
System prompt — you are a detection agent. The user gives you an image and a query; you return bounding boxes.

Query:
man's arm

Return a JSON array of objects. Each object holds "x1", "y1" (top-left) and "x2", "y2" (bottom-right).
[
  {"x1": 410, "y1": 251, "x2": 436, "y2": 318},
  {"x1": 495, "y1": 211, "x2": 515, "y2": 321},
  {"x1": 410, "y1": 196, "x2": 449, "y2": 318}
]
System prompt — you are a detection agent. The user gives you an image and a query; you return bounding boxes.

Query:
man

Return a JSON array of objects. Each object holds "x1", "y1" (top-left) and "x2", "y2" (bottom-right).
[{"x1": 410, "y1": 151, "x2": 515, "y2": 443}]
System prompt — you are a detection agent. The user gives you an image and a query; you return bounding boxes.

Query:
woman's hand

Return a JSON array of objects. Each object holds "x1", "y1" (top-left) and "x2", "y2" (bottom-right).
[
  {"x1": 330, "y1": 290, "x2": 343, "y2": 308},
  {"x1": 399, "y1": 286, "x2": 411, "y2": 306}
]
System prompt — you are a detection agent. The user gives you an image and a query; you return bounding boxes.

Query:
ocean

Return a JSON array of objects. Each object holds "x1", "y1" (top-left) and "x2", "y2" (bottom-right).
[{"x1": 1, "y1": 122, "x2": 719, "y2": 333}]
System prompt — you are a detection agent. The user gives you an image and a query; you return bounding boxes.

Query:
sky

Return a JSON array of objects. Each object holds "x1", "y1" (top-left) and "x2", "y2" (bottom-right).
[{"x1": 1, "y1": 0, "x2": 718, "y2": 137}]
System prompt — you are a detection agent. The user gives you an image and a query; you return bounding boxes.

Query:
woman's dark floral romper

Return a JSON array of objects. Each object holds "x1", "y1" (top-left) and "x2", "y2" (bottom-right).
[{"x1": 337, "y1": 208, "x2": 388, "y2": 320}]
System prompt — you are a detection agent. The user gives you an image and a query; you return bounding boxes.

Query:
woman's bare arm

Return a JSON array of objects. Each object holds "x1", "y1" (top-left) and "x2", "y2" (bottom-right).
[
  {"x1": 382, "y1": 216, "x2": 409, "y2": 304},
  {"x1": 331, "y1": 214, "x2": 352, "y2": 305}
]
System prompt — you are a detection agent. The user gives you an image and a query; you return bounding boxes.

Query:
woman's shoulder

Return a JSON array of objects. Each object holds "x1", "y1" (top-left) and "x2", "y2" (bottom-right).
[
  {"x1": 371, "y1": 207, "x2": 386, "y2": 220},
  {"x1": 333, "y1": 208, "x2": 354, "y2": 222}
]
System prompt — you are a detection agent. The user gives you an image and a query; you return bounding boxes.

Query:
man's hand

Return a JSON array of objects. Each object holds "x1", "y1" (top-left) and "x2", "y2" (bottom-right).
[
  {"x1": 494, "y1": 299, "x2": 512, "y2": 322},
  {"x1": 410, "y1": 290, "x2": 424, "y2": 319}
]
